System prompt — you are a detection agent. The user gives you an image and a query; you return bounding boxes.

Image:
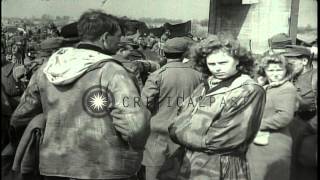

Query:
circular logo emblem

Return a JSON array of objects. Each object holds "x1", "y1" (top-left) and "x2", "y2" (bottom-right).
[{"x1": 82, "y1": 86, "x2": 114, "y2": 117}]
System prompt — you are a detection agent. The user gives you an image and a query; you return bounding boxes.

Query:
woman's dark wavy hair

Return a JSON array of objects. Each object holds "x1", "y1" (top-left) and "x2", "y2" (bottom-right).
[
  {"x1": 77, "y1": 10, "x2": 121, "y2": 41},
  {"x1": 189, "y1": 35, "x2": 255, "y2": 77}
]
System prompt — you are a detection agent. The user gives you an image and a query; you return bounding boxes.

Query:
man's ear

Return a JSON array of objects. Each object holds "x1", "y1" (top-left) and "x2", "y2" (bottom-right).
[
  {"x1": 101, "y1": 32, "x2": 109, "y2": 42},
  {"x1": 302, "y1": 58, "x2": 309, "y2": 65}
]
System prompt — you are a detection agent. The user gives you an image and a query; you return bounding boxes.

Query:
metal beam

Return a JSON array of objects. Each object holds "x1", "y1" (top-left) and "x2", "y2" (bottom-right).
[{"x1": 289, "y1": 0, "x2": 300, "y2": 44}]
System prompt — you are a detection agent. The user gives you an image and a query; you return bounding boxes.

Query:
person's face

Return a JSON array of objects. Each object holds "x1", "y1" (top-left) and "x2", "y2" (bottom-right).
[
  {"x1": 138, "y1": 37, "x2": 147, "y2": 48},
  {"x1": 116, "y1": 44, "x2": 134, "y2": 59},
  {"x1": 103, "y1": 27, "x2": 122, "y2": 54},
  {"x1": 206, "y1": 50, "x2": 239, "y2": 80},
  {"x1": 287, "y1": 57, "x2": 307, "y2": 75},
  {"x1": 137, "y1": 37, "x2": 143, "y2": 44},
  {"x1": 265, "y1": 63, "x2": 287, "y2": 83},
  {"x1": 147, "y1": 37, "x2": 156, "y2": 48},
  {"x1": 12, "y1": 45, "x2": 18, "y2": 53}
]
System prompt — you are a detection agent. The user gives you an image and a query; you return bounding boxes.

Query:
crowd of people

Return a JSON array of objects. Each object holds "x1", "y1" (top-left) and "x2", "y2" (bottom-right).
[{"x1": 1, "y1": 9, "x2": 317, "y2": 180}]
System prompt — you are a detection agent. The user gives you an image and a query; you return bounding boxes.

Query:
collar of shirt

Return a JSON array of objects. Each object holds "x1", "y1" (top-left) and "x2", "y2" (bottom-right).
[{"x1": 204, "y1": 72, "x2": 242, "y2": 95}]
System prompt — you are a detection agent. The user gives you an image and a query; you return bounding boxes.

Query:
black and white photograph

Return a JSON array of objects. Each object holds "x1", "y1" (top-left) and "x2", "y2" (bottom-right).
[{"x1": 1, "y1": 0, "x2": 317, "y2": 180}]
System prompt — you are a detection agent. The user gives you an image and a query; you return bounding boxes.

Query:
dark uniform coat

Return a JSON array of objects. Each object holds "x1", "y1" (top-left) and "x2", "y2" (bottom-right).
[
  {"x1": 141, "y1": 59, "x2": 202, "y2": 167},
  {"x1": 290, "y1": 69, "x2": 317, "y2": 180}
]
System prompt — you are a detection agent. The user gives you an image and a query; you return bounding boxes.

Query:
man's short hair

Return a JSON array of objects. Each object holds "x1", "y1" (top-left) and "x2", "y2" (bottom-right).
[{"x1": 77, "y1": 10, "x2": 121, "y2": 41}]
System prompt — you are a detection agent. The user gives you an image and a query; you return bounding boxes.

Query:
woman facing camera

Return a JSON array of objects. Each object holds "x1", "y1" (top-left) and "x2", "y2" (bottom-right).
[
  {"x1": 247, "y1": 54, "x2": 298, "y2": 180},
  {"x1": 168, "y1": 36, "x2": 266, "y2": 180}
]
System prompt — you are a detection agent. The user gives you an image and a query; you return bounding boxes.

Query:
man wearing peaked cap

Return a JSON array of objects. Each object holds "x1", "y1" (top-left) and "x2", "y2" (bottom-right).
[
  {"x1": 60, "y1": 22, "x2": 78, "y2": 39},
  {"x1": 283, "y1": 45, "x2": 316, "y2": 78},
  {"x1": 265, "y1": 33, "x2": 292, "y2": 55},
  {"x1": 269, "y1": 33, "x2": 292, "y2": 49},
  {"x1": 162, "y1": 36, "x2": 194, "y2": 54},
  {"x1": 59, "y1": 22, "x2": 80, "y2": 47},
  {"x1": 141, "y1": 36, "x2": 202, "y2": 180},
  {"x1": 285, "y1": 44, "x2": 317, "y2": 66},
  {"x1": 284, "y1": 44, "x2": 317, "y2": 180},
  {"x1": 284, "y1": 45, "x2": 312, "y2": 57}
]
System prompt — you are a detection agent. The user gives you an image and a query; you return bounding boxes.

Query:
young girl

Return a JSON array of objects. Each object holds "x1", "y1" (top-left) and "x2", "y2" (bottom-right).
[{"x1": 168, "y1": 36, "x2": 266, "y2": 180}]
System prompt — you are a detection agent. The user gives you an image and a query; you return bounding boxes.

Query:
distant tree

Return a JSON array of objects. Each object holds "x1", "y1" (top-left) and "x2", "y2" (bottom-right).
[
  {"x1": 41, "y1": 14, "x2": 53, "y2": 21},
  {"x1": 62, "y1": 16, "x2": 70, "y2": 21}
]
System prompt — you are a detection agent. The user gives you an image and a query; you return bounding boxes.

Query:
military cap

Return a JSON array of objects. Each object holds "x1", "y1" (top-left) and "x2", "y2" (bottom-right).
[
  {"x1": 40, "y1": 38, "x2": 63, "y2": 50},
  {"x1": 269, "y1": 33, "x2": 292, "y2": 49},
  {"x1": 60, "y1": 22, "x2": 78, "y2": 38},
  {"x1": 163, "y1": 37, "x2": 194, "y2": 53},
  {"x1": 283, "y1": 45, "x2": 312, "y2": 57}
]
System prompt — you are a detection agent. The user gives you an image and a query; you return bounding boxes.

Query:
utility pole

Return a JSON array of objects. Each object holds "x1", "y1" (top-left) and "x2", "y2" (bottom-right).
[
  {"x1": 208, "y1": 0, "x2": 218, "y2": 34},
  {"x1": 289, "y1": 0, "x2": 300, "y2": 44}
]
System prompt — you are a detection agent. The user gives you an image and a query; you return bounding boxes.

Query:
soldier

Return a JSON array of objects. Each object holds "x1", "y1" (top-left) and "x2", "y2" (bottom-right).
[
  {"x1": 116, "y1": 39, "x2": 160, "y2": 90},
  {"x1": 283, "y1": 45, "x2": 317, "y2": 180},
  {"x1": 118, "y1": 38, "x2": 145, "y2": 61},
  {"x1": 146, "y1": 33, "x2": 158, "y2": 50},
  {"x1": 137, "y1": 35, "x2": 162, "y2": 63},
  {"x1": 1, "y1": 57, "x2": 25, "y2": 149},
  {"x1": 141, "y1": 37, "x2": 202, "y2": 180},
  {"x1": 23, "y1": 37, "x2": 64, "y2": 81}
]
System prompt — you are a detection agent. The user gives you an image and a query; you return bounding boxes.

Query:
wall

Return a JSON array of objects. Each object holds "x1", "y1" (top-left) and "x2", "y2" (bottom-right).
[
  {"x1": 298, "y1": 0, "x2": 317, "y2": 29},
  {"x1": 210, "y1": 0, "x2": 292, "y2": 54}
]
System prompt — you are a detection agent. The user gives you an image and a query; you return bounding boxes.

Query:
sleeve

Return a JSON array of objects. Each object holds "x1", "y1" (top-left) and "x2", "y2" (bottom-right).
[
  {"x1": 260, "y1": 87, "x2": 297, "y2": 130},
  {"x1": 10, "y1": 70, "x2": 43, "y2": 146},
  {"x1": 308, "y1": 70, "x2": 317, "y2": 132},
  {"x1": 106, "y1": 64, "x2": 151, "y2": 150},
  {"x1": 141, "y1": 72, "x2": 160, "y2": 114}
]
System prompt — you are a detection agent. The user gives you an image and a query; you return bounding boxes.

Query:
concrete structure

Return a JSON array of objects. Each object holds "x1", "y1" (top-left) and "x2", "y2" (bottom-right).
[{"x1": 208, "y1": 0, "x2": 307, "y2": 54}]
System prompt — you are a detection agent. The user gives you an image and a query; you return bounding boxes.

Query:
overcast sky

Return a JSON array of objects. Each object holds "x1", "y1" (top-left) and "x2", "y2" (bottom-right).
[{"x1": 2, "y1": 0, "x2": 211, "y2": 20}]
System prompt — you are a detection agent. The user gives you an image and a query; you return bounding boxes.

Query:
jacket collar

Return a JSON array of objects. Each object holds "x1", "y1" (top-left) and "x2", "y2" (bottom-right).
[
  {"x1": 204, "y1": 74, "x2": 259, "y2": 96},
  {"x1": 263, "y1": 78, "x2": 289, "y2": 90},
  {"x1": 204, "y1": 72, "x2": 241, "y2": 94}
]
